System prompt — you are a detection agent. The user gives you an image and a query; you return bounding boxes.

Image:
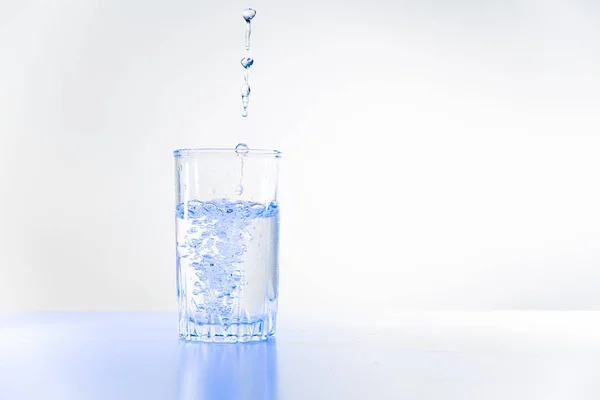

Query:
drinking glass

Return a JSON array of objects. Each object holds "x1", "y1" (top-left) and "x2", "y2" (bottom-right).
[{"x1": 174, "y1": 146, "x2": 281, "y2": 342}]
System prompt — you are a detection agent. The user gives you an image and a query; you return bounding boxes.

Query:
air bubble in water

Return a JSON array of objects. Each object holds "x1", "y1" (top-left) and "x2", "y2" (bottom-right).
[
  {"x1": 240, "y1": 57, "x2": 254, "y2": 69},
  {"x1": 242, "y1": 8, "x2": 256, "y2": 22}
]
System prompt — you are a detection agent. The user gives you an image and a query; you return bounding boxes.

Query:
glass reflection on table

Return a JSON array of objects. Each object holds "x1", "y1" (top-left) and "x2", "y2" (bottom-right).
[{"x1": 177, "y1": 339, "x2": 278, "y2": 400}]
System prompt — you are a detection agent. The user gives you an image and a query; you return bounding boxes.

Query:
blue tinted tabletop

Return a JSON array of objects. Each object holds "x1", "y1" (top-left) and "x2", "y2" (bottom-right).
[{"x1": 1, "y1": 312, "x2": 599, "y2": 399}]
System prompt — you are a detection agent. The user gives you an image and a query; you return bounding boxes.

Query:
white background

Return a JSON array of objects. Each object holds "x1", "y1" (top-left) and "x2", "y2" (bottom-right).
[{"x1": 1, "y1": 0, "x2": 599, "y2": 313}]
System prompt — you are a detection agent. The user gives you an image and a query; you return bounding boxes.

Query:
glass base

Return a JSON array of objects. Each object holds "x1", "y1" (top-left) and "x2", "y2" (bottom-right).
[{"x1": 179, "y1": 315, "x2": 276, "y2": 343}]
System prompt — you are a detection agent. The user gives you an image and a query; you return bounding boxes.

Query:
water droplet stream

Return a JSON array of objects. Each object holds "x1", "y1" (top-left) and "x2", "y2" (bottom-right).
[
  {"x1": 240, "y1": 8, "x2": 257, "y2": 117},
  {"x1": 235, "y1": 143, "x2": 249, "y2": 195},
  {"x1": 236, "y1": 10, "x2": 256, "y2": 193}
]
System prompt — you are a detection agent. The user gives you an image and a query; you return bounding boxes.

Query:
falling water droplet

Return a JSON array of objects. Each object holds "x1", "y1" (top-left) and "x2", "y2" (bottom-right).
[
  {"x1": 244, "y1": 17, "x2": 253, "y2": 50},
  {"x1": 242, "y1": 8, "x2": 257, "y2": 50},
  {"x1": 242, "y1": 8, "x2": 256, "y2": 22},
  {"x1": 235, "y1": 185, "x2": 244, "y2": 196},
  {"x1": 241, "y1": 83, "x2": 251, "y2": 96},
  {"x1": 240, "y1": 57, "x2": 254, "y2": 69},
  {"x1": 240, "y1": 83, "x2": 251, "y2": 116},
  {"x1": 235, "y1": 143, "x2": 249, "y2": 156}
]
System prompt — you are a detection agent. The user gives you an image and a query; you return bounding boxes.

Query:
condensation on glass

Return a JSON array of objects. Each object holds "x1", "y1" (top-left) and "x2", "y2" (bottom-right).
[{"x1": 174, "y1": 146, "x2": 281, "y2": 342}]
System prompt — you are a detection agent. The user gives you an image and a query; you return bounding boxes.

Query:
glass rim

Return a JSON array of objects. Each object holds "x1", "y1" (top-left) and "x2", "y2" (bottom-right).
[{"x1": 173, "y1": 148, "x2": 282, "y2": 158}]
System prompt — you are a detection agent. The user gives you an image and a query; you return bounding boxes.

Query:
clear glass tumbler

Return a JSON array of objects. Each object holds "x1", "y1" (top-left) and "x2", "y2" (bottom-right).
[{"x1": 174, "y1": 145, "x2": 281, "y2": 342}]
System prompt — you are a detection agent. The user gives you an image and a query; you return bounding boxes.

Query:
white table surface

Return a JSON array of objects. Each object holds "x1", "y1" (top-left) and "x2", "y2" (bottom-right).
[{"x1": 1, "y1": 312, "x2": 599, "y2": 399}]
